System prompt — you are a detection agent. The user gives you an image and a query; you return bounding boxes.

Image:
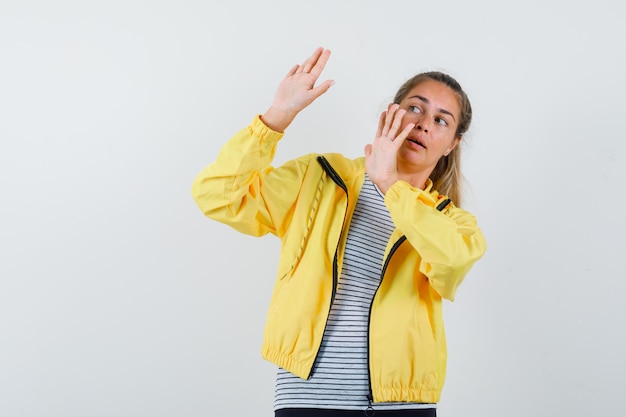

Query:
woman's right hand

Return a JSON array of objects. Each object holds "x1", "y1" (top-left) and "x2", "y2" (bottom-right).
[{"x1": 261, "y1": 47, "x2": 334, "y2": 132}]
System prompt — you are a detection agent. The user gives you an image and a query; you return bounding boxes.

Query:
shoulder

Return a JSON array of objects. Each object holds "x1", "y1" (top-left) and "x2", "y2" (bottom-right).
[{"x1": 318, "y1": 153, "x2": 365, "y2": 180}]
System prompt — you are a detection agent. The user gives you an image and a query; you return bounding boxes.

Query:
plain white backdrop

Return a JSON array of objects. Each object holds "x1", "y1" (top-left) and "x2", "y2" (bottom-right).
[{"x1": 1, "y1": 1, "x2": 625, "y2": 416}]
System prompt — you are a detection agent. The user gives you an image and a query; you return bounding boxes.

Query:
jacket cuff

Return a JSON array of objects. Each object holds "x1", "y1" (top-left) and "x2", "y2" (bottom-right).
[
  {"x1": 250, "y1": 115, "x2": 284, "y2": 144},
  {"x1": 384, "y1": 180, "x2": 437, "y2": 208}
]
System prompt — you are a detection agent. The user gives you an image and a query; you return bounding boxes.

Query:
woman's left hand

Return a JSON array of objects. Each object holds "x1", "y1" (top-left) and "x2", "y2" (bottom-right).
[{"x1": 364, "y1": 104, "x2": 415, "y2": 194}]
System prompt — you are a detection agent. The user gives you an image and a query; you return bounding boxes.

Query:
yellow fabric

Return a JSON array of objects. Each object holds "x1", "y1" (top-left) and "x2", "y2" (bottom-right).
[{"x1": 192, "y1": 115, "x2": 487, "y2": 403}]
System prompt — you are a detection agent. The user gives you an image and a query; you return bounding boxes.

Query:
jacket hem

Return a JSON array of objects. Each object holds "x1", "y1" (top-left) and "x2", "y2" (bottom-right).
[
  {"x1": 373, "y1": 386, "x2": 441, "y2": 404},
  {"x1": 261, "y1": 343, "x2": 313, "y2": 380}
]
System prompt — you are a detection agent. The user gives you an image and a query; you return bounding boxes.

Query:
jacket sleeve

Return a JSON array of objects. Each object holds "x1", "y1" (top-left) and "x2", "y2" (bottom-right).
[
  {"x1": 191, "y1": 115, "x2": 312, "y2": 238},
  {"x1": 384, "y1": 180, "x2": 487, "y2": 301}
]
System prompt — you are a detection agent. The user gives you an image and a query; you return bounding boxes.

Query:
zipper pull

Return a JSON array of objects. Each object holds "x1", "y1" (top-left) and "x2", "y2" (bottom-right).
[
  {"x1": 436, "y1": 197, "x2": 452, "y2": 212},
  {"x1": 365, "y1": 394, "x2": 375, "y2": 416}
]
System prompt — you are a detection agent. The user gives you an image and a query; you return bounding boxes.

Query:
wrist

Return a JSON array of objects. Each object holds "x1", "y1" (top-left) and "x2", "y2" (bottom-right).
[
  {"x1": 261, "y1": 107, "x2": 297, "y2": 133},
  {"x1": 373, "y1": 177, "x2": 398, "y2": 195}
]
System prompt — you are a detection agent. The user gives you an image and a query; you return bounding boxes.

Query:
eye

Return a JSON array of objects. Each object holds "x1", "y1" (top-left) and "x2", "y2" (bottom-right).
[
  {"x1": 409, "y1": 105, "x2": 422, "y2": 114},
  {"x1": 435, "y1": 117, "x2": 448, "y2": 127}
]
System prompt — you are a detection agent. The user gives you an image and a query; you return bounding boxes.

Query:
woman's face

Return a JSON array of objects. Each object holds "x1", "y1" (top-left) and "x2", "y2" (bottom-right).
[{"x1": 396, "y1": 79, "x2": 461, "y2": 176}]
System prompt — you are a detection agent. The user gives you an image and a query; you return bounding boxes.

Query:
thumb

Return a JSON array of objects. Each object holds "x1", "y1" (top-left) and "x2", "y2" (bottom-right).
[
  {"x1": 364, "y1": 144, "x2": 372, "y2": 158},
  {"x1": 311, "y1": 79, "x2": 335, "y2": 99}
]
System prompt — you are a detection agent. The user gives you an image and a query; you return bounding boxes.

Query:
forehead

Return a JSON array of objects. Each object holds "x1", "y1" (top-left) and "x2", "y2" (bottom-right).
[{"x1": 403, "y1": 79, "x2": 461, "y2": 117}]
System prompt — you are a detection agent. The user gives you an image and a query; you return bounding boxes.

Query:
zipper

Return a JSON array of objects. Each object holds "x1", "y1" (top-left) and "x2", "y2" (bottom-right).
[
  {"x1": 305, "y1": 156, "x2": 349, "y2": 379},
  {"x1": 364, "y1": 190, "x2": 448, "y2": 409},
  {"x1": 365, "y1": 235, "x2": 407, "y2": 413},
  {"x1": 366, "y1": 394, "x2": 375, "y2": 416},
  {"x1": 316, "y1": 155, "x2": 347, "y2": 193}
]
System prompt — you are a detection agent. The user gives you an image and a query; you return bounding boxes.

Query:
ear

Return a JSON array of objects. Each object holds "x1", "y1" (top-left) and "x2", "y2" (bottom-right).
[{"x1": 444, "y1": 136, "x2": 461, "y2": 156}]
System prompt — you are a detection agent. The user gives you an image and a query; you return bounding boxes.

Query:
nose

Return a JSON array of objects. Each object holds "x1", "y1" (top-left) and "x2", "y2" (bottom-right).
[
  {"x1": 412, "y1": 114, "x2": 430, "y2": 133},
  {"x1": 415, "y1": 122, "x2": 429, "y2": 133}
]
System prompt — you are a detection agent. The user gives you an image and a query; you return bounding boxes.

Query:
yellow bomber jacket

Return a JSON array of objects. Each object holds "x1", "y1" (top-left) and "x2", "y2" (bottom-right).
[{"x1": 192, "y1": 116, "x2": 487, "y2": 404}]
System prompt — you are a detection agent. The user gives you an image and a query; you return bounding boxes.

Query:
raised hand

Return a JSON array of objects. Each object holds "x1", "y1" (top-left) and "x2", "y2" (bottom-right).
[
  {"x1": 364, "y1": 104, "x2": 415, "y2": 194},
  {"x1": 261, "y1": 47, "x2": 334, "y2": 132}
]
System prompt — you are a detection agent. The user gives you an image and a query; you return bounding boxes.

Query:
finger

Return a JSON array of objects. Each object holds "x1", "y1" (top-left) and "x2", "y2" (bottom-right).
[
  {"x1": 376, "y1": 111, "x2": 385, "y2": 138},
  {"x1": 285, "y1": 64, "x2": 300, "y2": 77},
  {"x1": 388, "y1": 108, "x2": 406, "y2": 139},
  {"x1": 309, "y1": 49, "x2": 331, "y2": 79},
  {"x1": 394, "y1": 122, "x2": 415, "y2": 148},
  {"x1": 382, "y1": 104, "x2": 399, "y2": 137},
  {"x1": 296, "y1": 50, "x2": 315, "y2": 73},
  {"x1": 301, "y1": 47, "x2": 323, "y2": 73}
]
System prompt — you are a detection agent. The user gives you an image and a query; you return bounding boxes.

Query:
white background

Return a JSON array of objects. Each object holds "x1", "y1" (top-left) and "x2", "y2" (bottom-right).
[{"x1": 1, "y1": 1, "x2": 625, "y2": 416}]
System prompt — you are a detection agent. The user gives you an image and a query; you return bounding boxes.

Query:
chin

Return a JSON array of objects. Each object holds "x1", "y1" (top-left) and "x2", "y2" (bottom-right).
[{"x1": 398, "y1": 149, "x2": 424, "y2": 167}]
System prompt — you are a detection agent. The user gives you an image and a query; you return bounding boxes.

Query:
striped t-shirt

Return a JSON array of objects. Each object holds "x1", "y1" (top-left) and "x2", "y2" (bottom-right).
[{"x1": 274, "y1": 175, "x2": 435, "y2": 412}]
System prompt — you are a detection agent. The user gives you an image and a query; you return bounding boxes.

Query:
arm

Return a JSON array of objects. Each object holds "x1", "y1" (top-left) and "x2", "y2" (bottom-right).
[
  {"x1": 192, "y1": 116, "x2": 288, "y2": 237},
  {"x1": 192, "y1": 117, "x2": 322, "y2": 237},
  {"x1": 384, "y1": 181, "x2": 487, "y2": 301},
  {"x1": 192, "y1": 48, "x2": 334, "y2": 236}
]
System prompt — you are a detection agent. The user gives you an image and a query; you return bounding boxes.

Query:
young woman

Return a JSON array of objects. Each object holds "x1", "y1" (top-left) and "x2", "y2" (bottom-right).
[{"x1": 192, "y1": 47, "x2": 487, "y2": 417}]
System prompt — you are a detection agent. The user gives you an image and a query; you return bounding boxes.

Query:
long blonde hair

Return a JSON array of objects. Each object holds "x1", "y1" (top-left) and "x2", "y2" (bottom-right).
[{"x1": 393, "y1": 72, "x2": 472, "y2": 206}]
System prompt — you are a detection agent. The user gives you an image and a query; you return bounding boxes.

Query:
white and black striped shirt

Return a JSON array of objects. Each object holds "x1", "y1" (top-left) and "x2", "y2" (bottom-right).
[{"x1": 274, "y1": 175, "x2": 435, "y2": 411}]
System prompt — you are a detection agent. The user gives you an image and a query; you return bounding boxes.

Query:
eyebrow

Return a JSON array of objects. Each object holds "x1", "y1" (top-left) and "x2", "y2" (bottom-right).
[{"x1": 409, "y1": 95, "x2": 457, "y2": 121}]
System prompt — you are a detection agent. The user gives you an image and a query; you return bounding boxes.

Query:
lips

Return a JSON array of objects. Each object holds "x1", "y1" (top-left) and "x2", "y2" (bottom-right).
[{"x1": 407, "y1": 137, "x2": 426, "y2": 149}]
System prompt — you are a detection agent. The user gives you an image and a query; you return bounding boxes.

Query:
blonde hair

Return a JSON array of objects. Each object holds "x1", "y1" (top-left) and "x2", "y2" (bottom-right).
[{"x1": 393, "y1": 72, "x2": 472, "y2": 206}]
